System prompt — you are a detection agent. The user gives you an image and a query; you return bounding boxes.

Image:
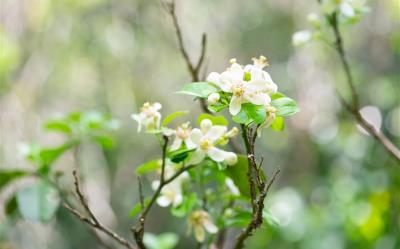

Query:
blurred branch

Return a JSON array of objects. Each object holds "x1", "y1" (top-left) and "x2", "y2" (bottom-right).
[
  {"x1": 164, "y1": 0, "x2": 210, "y2": 114},
  {"x1": 132, "y1": 136, "x2": 196, "y2": 249},
  {"x1": 329, "y1": 12, "x2": 400, "y2": 162},
  {"x1": 232, "y1": 125, "x2": 280, "y2": 249},
  {"x1": 64, "y1": 170, "x2": 136, "y2": 249}
]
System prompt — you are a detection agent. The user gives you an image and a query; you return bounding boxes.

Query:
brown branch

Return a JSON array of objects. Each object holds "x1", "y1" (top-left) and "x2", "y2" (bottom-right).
[
  {"x1": 131, "y1": 136, "x2": 197, "y2": 249},
  {"x1": 164, "y1": 0, "x2": 210, "y2": 114},
  {"x1": 65, "y1": 170, "x2": 136, "y2": 249},
  {"x1": 329, "y1": 12, "x2": 400, "y2": 162},
  {"x1": 233, "y1": 169, "x2": 280, "y2": 249}
]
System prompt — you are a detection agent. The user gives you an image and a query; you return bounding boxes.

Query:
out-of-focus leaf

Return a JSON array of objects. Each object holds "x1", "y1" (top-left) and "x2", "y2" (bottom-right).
[
  {"x1": 5, "y1": 195, "x2": 18, "y2": 216},
  {"x1": 270, "y1": 116, "x2": 285, "y2": 131},
  {"x1": 129, "y1": 198, "x2": 151, "y2": 217},
  {"x1": 0, "y1": 170, "x2": 27, "y2": 189},
  {"x1": 162, "y1": 111, "x2": 189, "y2": 126},
  {"x1": 208, "y1": 102, "x2": 228, "y2": 113},
  {"x1": 176, "y1": 82, "x2": 219, "y2": 98},
  {"x1": 232, "y1": 104, "x2": 266, "y2": 125},
  {"x1": 271, "y1": 97, "x2": 299, "y2": 117},
  {"x1": 44, "y1": 120, "x2": 72, "y2": 134},
  {"x1": 270, "y1": 92, "x2": 286, "y2": 100},
  {"x1": 171, "y1": 193, "x2": 197, "y2": 217},
  {"x1": 224, "y1": 210, "x2": 252, "y2": 227},
  {"x1": 197, "y1": 114, "x2": 228, "y2": 126},
  {"x1": 225, "y1": 155, "x2": 250, "y2": 197},
  {"x1": 168, "y1": 148, "x2": 195, "y2": 163},
  {"x1": 143, "y1": 233, "x2": 179, "y2": 249},
  {"x1": 16, "y1": 180, "x2": 60, "y2": 222},
  {"x1": 262, "y1": 209, "x2": 279, "y2": 228},
  {"x1": 135, "y1": 160, "x2": 161, "y2": 175},
  {"x1": 91, "y1": 134, "x2": 115, "y2": 149}
]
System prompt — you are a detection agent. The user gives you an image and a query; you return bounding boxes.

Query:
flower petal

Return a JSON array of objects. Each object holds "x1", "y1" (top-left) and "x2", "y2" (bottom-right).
[
  {"x1": 184, "y1": 138, "x2": 197, "y2": 150},
  {"x1": 244, "y1": 92, "x2": 271, "y2": 106},
  {"x1": 187, "y1": 149, "x2": 206, "y2": 165},
  {"x1": 190, "y1": 129, "x2": 203, "y2": 145},
  {"x1": 203, "y1": 219, "x2": 218, "y2": 234},
  {"x1": 204, "y1": 126, "x2": 227, "y2": 143},
  {"x1": 207, "y1": 147, "x2": 226, "y2": 162},
  {"x1": 194, "y1": 225, "x2": 205, "y2": 242},
  {"x1": 170, "y1": 137, "x2": 182, "y2": 151},
  {"x1": 229, "y1": 96, "x2": 242, "y2": 115},
  {"x1": 172, "y1": 193, "x2": 183, "y2": 207},
  {"x1": 157, "y1": 196, "x2": 172, "y2": 207},
  {"x1": 207, "y1": 72, "x2": 221, "y2": 84}
]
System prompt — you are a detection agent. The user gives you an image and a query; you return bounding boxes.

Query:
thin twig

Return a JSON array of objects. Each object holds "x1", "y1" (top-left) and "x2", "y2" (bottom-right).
[
  {"x1": 329, "y1": 12, "x2": 400, "y2": 162},
  {"x1": 65, "y1": 170, "x2": 136, "y2": 249},
  {"x1": 164, "y1": 0, "x2": 210, "y2": 114}
]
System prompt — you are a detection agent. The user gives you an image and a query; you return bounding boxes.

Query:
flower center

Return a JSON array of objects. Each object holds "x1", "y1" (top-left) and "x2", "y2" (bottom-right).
[
  {"x1": 200, "y1": 139, "x2": 211, "y2": 150},
  {"x1": 176, "y1": 127, "x2": 190, "y2": 139},
  {"x1": 232, "y1": 85, "x2": 245, "y2": 97}
]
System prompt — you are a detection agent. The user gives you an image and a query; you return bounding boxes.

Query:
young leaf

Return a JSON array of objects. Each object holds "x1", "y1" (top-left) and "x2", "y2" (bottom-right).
[
  {"x1": 197, "y1": 114, "x2": 228, "y2": 126},
  {"x1": 16, "y1": 180, "x2": 60, "y2": 222},
  {"x1": 44, "y1": 120, "x2": 72, "y2": 134},
  {"x1": 271, "y1": 97, "x2": 299, "y2": 117},
  {"x1": 270, "y1": 116, "x2": 285, "y2": 131},
  {"x1": 0, "y1": 170, "x2": 27, "y2": 189},
  {"x1": 270, "y1": 92, "x2": 286, "y2": 100},
  {"x1": 225, "y1": 155, "x2": 250, "y2": 197},
  {"x1": 176, "y1": 82, "x2": 219, "y2": 98},
  {"x1": 208, "y1": 103, "x2": 228, "y2": 113},
  {"x1": 162, "y1": 111, "x2": 189, "y2": 126},
  {"x1": 129, "y1": 198, "x2": 151, "y2": 217},
  {"x1": 5, "y1": 195, "x2": 18, "y2": 216},
  {"x1": 232, "y1": 104, "x2": 266, "y2": 125},
  {"x1": 135, "y1": 160, "x2": 161, "y2": 175},
  {"x1": 91, "y1": 134, "x2": 115, "y2": 149},
  {"x1": 143, "y1": 233, "x2": 179, "y2": 249},
  {"x1": 168, "y1": 148, "x2": 195, "y2": 163}
]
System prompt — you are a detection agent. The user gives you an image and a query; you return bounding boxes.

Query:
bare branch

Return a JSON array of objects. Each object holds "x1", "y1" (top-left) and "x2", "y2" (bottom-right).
[
  {"x1": 65, "y1": 170, "x2": 136, "y2": 249},
  {"x1": 329, "y1": 12, "x2": 400, "y2": 162}
]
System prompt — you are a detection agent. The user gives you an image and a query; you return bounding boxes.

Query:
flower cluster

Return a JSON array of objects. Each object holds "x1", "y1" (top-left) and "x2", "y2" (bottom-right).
[
  {"x1": 188, "y1": 210, "x2": 218, "y2": 242},
  {"x1": 292, "y1": 0, "x2": 368, "y2": 47},
  {"x1": 206, "y1": 56, "x2": 278, "y2": 115},
  {"x1": 131, "y1": 102, "x2": 162, "y2": 132}
]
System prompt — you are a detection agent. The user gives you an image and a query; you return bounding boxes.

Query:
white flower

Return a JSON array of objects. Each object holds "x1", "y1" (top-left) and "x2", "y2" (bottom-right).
[
  {"x1": 225, "y1": 178, "x2": 240, "y2": 196},
  {"x1": 207, "y1": 57, "x2": 277, "y2": 115},
  {"x1": 307, "y1": 13, "x2": 321, "y2": 29},
  {"x1": 152, "y1": 162, "x2": 189, "y2": 207},
  {"x1": 169, "y1": 122, "x2": 197, "y2": 151},
  {"x1": 131, "y1": 102, "x2": 162, "y2": 133},
  {"x1": 256, "y1": 105, "x2": 277, "y2": 136},
  {"x1": 292, "y1": 30, "x2": 312, "y2": 47},
  {"x1": 322, "y1": 0, "x2": 366, "y2": 18},
  {"x1": 188, "y1": 210, "x2": 218, "y2": 242},
  {"x1": 207, "y1": 92, "x2": 220, "y2": 104},
  {"x1": 187, "y1": 119, "x2": 237, "y2": 165}
]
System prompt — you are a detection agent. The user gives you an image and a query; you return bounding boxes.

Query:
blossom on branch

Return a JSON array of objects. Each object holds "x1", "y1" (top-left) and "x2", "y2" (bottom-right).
[
  {"x1": 188, "y1": 210, "x2": 218, "y2": 242},
  {"x1": 131, "y1": 102, "x2": 162, "y2": 133}
]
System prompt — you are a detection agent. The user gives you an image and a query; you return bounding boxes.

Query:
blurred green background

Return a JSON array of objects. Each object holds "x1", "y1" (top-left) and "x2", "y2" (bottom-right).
[{"x1": 0, "y1": 0, "x2": 399, "y2": 248}]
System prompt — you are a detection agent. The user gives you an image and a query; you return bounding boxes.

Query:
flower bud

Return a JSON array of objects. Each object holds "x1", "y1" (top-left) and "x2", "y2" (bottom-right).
[
  {"x1": 292, "y1": 30, "x2": 312, "y2": 47},
  {"x1": 307, "y1": 13, "x2": 321, "y2": 29},
  {"x1": 207, "y1": 93, "x2": 220, "y2": 104},
  {"x1": 225, "y1": 152, "x2": 238, "y2": 165},
  {"x1": 200, "y1": 119, "x2": 213, "y2": 132},
  {"x1": 225, "y1": 127, "x2": 239, "y2": 138}
]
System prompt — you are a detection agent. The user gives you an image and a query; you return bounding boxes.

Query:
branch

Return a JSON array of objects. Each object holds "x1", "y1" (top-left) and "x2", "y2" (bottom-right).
[
  {"x1": 131, "y1": 136, "x2": 197, "y2": 249},
  {"x1": 65, "y1": 170, "x2": 136, "y2": 249},
  {"x1": 164, "y1": 0, "x2": 210, "y2": 114},
  {"x1": 329, "y1": 12, "x2": 400, "y2": 162},
  {"x1": 233, "y1": 169, "x2": 280, "y2": 249}
]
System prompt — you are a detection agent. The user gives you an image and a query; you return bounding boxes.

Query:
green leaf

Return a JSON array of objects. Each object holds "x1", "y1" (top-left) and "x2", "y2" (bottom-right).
[
  {"x1": 171, "y1": 193, "x2": 197, "y2": 217},
  {"x1": 44, "y1": 120, "x2": 72, "y2": 134},
  {"x1": 208, "y1": 103, "x2": 228, "y2": 113},
  {"x1": 16, "y1": 180, "x2": 60, "y2": 222},
  {"x1": 271, "y1": 97, "x2": 299, "y2": 117},
  {"x1": 224, "y1": 210, "x2": 252, "y2": 227},
  {"x1": 197, "y1": 114, "x2": 228, "y2": 126},
  {"x1": 225, "y1": 155, "x2": 250, "y2": 197},
  {"x1": 176, "y1": 82, "x2": 219, "y2": 98},
  {"x1": 5, "y1": 195, "x2": 18, "y2": 216},
  {"x1": 0, "y1": 170, "x2": 27, "y2": 189},
  {"x1": 232, "y1": 104, "x2": 266, "y2": 125},
  {"x1": 91, "y1": 134, "x2": 115, "y2": 149},
  {"x1": 129, "y1": 198, "x2": 151, "y2": 217},
  {"x1": 270, "y1": 92, "x2": 286, "y2": 100},
  {"x1": 37, "y1": 141, "x2": 78, "y2": 174},
  {"x1": 143, "y1": 233, "x2": 179, "y2": 249},
  {"x1": 263, "y1": 209, "x2": 279, "y2": 228},
  {"x1": 270, "y1": 116, "x2": 285, "y2": 131},
  {"x1": 135, "y1": 160, "x2": 161, "y2": 175},
  {"x1": 168, "y1": 148, "x2": 195, "y2": 163},
  {"x1": 162, "y1": 111, "x2": 189, "y2": 126}
]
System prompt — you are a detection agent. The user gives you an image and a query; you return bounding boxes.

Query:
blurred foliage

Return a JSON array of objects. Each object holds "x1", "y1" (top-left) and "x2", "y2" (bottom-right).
[{"x1": 0, "y1": 0, "x2": 399, "y2": 249}]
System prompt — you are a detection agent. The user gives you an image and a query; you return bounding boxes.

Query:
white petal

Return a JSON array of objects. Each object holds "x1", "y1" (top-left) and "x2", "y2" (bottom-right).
[
  {"x1": 200, "y1": 119, "x2": 213, "y2": 133},
  {"x1": 224, "y1": 152, "x2": 238, "y2": 165},
  {"x1": 187, "y1": 149, "x2": 206, "y2": 165},
  {"x1": 151, "y1": 180, "x2": 160, "y2": 190},
  {"x1": 246, "y1": 80, "x2": 269, "y2": 92},
  {"x1": 194, "y1": 225, "x2": 205, "y2": 242},
  {"x1": 184, "y1": 138, "x2": 197, "y2": 150},
  {"x1": 244, "y1": 92, "x2": 270, "y2": 106},
  {"x1": 207, "y1": 72, "x2": 221, "y2": 84},
  {"x1": 172, "y1": 194, "x2": 183, "y2": 207},
  {"x1": 207, "y1": 147, "x2": 226, "y2": 162},
  {"x1": 153, "y1": 102, "x2": 162, "y2": 111},
  {"x1": 170, "y1": 137, "x2": 182, "y2": 151},
  {"x1": 204, "y1": 126, "x2": 227, "y2": 143},
  {"x1": 219, "y1": 72, "x2": 235, "y2": 92},
  {"x1": 203, "y1": 220, "x2": 218, "y2": 234},
  {"x1": 292, "y1": 30, "x2": 311, "y2": 47},
  {"x1": 229, "y1": 96, "x2": 242, "y2": 115},
  {"x1": 249, "y1": 66, "x2": 263, "y2": 81},
  {"x1": 190, "y1": 129, "x2": 203, "y2": 145},
  {"x1": 157, "y1": 196, "x2": 172, "y2": 207},
  {"x1": 341, "y1": 2, "x2": 355, "y2": 17},
  {"x1": 131, "y1": 114, "x2": 143, "y2": 132}
]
